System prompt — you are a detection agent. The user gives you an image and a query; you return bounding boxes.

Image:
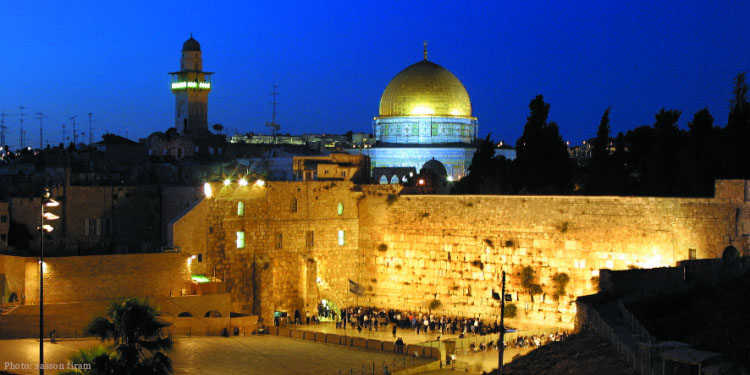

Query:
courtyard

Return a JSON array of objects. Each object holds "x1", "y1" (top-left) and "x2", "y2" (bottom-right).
[{"x1": 0, "y1": 335, "x2": 433, "y2": 375}]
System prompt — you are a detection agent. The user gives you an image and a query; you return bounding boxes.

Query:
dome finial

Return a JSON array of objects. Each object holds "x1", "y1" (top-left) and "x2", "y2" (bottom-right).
[{"x1": 423, "y1": 40, "x2": 428, "y2": 61}]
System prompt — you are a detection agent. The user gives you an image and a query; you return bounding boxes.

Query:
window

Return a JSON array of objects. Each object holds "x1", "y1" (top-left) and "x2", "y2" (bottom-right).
[
  {"x1": 0, "y1": 215, "x2": 7, "y2": 223},
  {"x1": 84, "y1": 218, "x2": 100, "y2": 236},
  {"x1": 379, "y1": 175, "x2": 387, "y2": 184},
  {"x1": 290, "y1": 197, "x2": 298, "y2": 212},
  {"x1": 275, "y1": 233, "x2": 283, "y2": 249},
  {"x1": 306, "y1": 231, "x2": 314, "y2": 247},
  {"x1": 237, "y1": 201, "x2": 245, "y2": 217},
  {"x1": 390, "y1": 175, "x2": 399, "y2": 184},
  {"x1": 0, "y1": 234, "x2": 6, "y2": 242},
  {"x1": 236, "y1": 231, "x2": 245, "y2": 249},
  {"x1": 337, "y1": 202, "x2": 344, "y2": 216},
  {"x1": 337, "y1": 230, "x2": 345, "y2": 246},
  {"x1": 689, "y1": 248, "x2": 697, "y2": 260}
]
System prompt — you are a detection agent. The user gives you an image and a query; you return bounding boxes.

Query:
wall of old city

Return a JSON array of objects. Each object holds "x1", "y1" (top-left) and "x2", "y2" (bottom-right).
[
  {"x1": 356, "y1": 191, "x2": 740, "y2": 328},
  {"x1": 19, "y1": 252, "x2": 192, "y2": 304},
  {"x1": 174, "y1": 180, "x2": 748, "y2": 328},
  {"x1": 175, "y1": 181, "x2": 363, "y2": 322}
]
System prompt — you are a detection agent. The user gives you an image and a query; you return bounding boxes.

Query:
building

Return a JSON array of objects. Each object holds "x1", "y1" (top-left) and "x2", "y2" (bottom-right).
[
  {"x1": 169, "y1": 35, "x2": 213, "y2": 136},
  {"x1": 292, "y1": 153, "x2": 369, "y2": 182},
  {"x1": 351, "y1": 45, "x2": 478, "y2": 182}
]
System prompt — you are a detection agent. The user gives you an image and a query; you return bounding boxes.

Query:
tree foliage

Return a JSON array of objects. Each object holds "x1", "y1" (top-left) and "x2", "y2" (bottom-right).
[
  {"x1": 515, "y1": 95, "x2": 573, "y2": 193},
  {"x1": 79, "y1": 298, "x2": 173, "y2": 375}
]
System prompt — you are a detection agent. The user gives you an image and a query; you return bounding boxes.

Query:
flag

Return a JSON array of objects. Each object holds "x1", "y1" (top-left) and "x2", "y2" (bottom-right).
[{"x1": 349, "y1": 279, "x2": 364, "y2": 296}]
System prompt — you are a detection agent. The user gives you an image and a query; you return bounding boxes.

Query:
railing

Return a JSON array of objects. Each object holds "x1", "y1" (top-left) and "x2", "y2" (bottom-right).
[
  {"x1": 324, "y1": 354, "x2": 426, "y2": 375},
  {"x1": 618, "y1": 298, "x2": 654, "y2": 344},
  {"x1": 582, "y1": 302, "x2": 656, "y2": 375}
]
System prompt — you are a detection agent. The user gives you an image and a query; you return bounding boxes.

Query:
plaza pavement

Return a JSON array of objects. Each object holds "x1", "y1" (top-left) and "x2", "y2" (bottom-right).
[
  {"x1": 0, "y1": 335, "x2": 432, "y2": 375},
  {"x1": 286, "y1": 322, "x2": 536, "y2": 374}
]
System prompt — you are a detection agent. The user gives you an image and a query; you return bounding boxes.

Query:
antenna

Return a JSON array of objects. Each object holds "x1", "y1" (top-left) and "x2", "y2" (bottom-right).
[
  {"x1": 69, "y1": 115, "x2": 78, "y2": 146},
  {"x1": 61, "y1": 123, "x2": 67, "y2": 147},
  {"x1": 18, "y1": 106, "x2": 26, "y2": 148},
  {"x1": 36, "y1": 111, "x2": 48, "y2": 149},
  {"x1": 0, "y1": 108, "x2": 7, "y2": 147},
  {"x1": 87, "y1": 112, "x2": 95, "y2": 145},
  {"x1": 265, "y1": 84, "x2": 280, "y2": 143}
]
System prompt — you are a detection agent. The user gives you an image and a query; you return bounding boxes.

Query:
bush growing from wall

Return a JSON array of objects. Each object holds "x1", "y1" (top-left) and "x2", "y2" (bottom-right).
[
  {"x1": 504, "y1": 303, "x2": 517, "y2": 318},
  {"x1": 552, "y1": 272, "x2": 570, "y2": 301},
  {"x1": 520, "y1": 266, "x2": 543, "y2": 302}
]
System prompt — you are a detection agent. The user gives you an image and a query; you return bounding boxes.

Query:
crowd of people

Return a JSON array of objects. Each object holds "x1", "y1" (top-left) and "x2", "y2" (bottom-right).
[{"x1": 335, "y1": 306, "x2": 512, "y2": 337}]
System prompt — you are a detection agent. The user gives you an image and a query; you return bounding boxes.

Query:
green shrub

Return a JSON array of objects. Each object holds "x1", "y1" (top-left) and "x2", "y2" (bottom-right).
[
  {"x1": 428, "y1": 299, "x2": 442, "y2": 311},
  {"x1": 552, "y1": 272, "x2": 570, "y2": 300},
  {"x1": 504, "y1": 303, "x2": 517, "y2": 318}
]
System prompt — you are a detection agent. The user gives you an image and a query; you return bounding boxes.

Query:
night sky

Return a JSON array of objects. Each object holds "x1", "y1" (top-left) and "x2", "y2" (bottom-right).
[{"x1": 2, "y1": 1, "x2": 749, "y2": 149}]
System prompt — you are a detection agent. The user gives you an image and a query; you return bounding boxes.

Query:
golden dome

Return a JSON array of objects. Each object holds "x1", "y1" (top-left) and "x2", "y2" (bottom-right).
[{"x1": 378, "y1": 60, "x2": 473, "y2": 118}]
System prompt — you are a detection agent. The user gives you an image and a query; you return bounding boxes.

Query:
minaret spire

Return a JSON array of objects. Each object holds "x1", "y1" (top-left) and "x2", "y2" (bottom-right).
[{"x1": 423, "y1": 40, "x2": 428, "y2": 61}]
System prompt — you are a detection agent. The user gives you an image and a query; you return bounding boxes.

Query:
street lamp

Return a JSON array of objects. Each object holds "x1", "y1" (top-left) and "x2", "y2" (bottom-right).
[{"x1": 39, "y1": 188, "x2": 58, "y2": 375}]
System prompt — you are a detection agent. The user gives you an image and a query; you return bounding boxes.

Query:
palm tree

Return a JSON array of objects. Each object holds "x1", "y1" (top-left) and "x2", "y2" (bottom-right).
[{"x1": 77, "y1": 298, "x2": 173, "y2": 375}]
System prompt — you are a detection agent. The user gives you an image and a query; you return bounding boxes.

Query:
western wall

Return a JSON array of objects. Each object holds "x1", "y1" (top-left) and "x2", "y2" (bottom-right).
[{"x1": 173, "y1": 179, "x2": 749, "y2": 328}]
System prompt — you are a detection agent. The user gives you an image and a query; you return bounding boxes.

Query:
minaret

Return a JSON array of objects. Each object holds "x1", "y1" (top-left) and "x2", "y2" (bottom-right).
[{"x1": 169, "y1": 34, "x2": 213, "y2": 136}]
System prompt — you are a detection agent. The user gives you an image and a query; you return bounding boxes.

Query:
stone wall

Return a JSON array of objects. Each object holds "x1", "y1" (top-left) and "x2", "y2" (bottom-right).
[
  {"x1": 175, "y1": 181, "x2": 363, "y2": 322},
  {"x1": 358, "y1": 193, "x2": 737, "y2": 327},
  {"x1": 0, "y1": 255, "x2": 27, "y2": 305},
  {"x1": 174, "y1": 180, "x2": 748, "y2": 328},
  {"x1": 19, "y1": 253, "x2": 192, "y2": 304},
  {"x1": 0, "y1": 294, "x2": 231, "y2": 338}
]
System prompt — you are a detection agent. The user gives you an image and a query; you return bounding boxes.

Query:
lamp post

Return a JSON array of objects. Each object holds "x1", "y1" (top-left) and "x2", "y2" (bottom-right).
[{"x1": 39, "y1": 188, "x2": 59, "y2": 375}]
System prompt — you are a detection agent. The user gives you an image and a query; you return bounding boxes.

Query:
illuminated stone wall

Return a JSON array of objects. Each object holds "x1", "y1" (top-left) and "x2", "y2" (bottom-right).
[
  {"x1": 358, "y1": 193, "x2": 740, "y2": 328},
  {"x1": 175, "y1": 181, "x2": 364, "y2": 321},
  {"x1": 21, "y1": 253, "x2": 192, "y2": 304},
  {"x1": 174, "y1": 180, "x2": 749, "y2": 327}
]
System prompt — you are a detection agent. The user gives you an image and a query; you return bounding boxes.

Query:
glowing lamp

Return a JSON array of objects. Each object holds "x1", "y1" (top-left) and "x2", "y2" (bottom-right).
[
  {"x1": 223, "y1": 179, "x2": 231, "y2": 186},
  {"x1": 255, "y1": 179, "x2": 265, "y2": 187},
  {"x1": 238, "y1": 178, "x2": 248, "y2": 186},
  {"x1": 447, "y1": 176, "x2": 453, "y2": 182},
  {"x1": 44, "y1": 199, "x2": 59, "y2": 207},
  {"x1": 418, "y1": 179, "x2": 425, "y2": 186},
  {"x1": 203, "y1": 182, "x2": 212, "y2": 197},
  {"x1": 43, "y1": 212, "x2": 59, "y2": 220},
  {"x1": 42, "y1": 224, "x2": 54, "y2": 232}
]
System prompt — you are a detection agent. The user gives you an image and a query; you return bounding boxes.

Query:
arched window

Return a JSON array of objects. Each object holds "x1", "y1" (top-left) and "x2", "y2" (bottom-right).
[
  {"x1": 337, "y1": 202, "x2": 344, "y2": 216},
  {"x1": 178, "y1": 312, "x2": 192, "y2": 317},
  {"x1": 402, "y1": 176, "x2": 408, "y2": 183},
  {"x1": 338, "y1": 230, "x2": 345, "y2": 246},
  {"x1": 390, "y1": 175, "x2": 399, "y2": 184},
  {"x1": 290, "y1": 197, "x2": 298, "y2": 212},
  {"x1": 379, "y1": 175, "x2": 388, "y2": 184},
  {"x1": 237, "y1": 201, "x2": 245, "y2": 217},
  {"x1": 204, "y1": 310, "x2": 222, "y2": 317}
]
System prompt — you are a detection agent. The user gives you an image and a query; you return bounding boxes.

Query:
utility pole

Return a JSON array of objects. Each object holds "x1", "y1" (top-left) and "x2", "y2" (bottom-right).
[
  {"x1": 87, "y1": 112, "x2": 94, "y2": 145},
  {"x1": 69, "y1": 116, "x2": 78, "y2": 147},
  {"x1": 265, "y1": 84, "x2": 280, "y2": 143},
  {"x1": 19, "y1": 106, "x2": 26, "y2": 148},
  {"x1": 498, "y1": 271, "x2": 506, "y2": 374},
  {"x1": 36, "y1": 112, "x2": 47, "y2": 149},
  {"x1": 0, "y1": 108, "x2": 7, "y2": 148}
]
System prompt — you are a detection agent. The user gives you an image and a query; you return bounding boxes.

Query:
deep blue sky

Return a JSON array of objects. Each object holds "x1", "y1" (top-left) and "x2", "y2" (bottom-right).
[{"x1": 2, "y1": 1, "x2": 749, "y2": 149}]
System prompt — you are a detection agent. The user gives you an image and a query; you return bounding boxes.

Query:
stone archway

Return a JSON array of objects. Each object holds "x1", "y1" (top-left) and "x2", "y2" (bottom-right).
[
  {"x1": 205, "y1": 310, "x2": 222, "y2": 317},
  {"x1": 178, "y1": 312, "x2": 193, "y2": 317}
]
